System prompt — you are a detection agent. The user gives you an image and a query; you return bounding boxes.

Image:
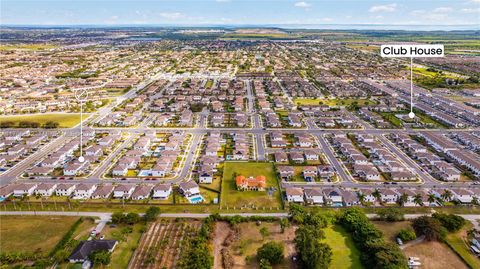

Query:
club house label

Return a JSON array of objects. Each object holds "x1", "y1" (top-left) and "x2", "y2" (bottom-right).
[{"x1": 381, "y1": 44, "x2": 444, "y2": 58}]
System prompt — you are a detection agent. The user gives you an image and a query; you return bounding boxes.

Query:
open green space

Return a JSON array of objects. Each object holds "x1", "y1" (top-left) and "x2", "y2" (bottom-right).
[
  {"x1": 324, "y1": 225, "x2": 364, "y2": 269},
  {"x1": 294, "y1": 98, "x2": 375, "y2": 107},
  {"x1": 0, "y1": 216, "x2": 80, "y2": 254},
  {"x1": 445, "y1": 223, "x2": 480, "y2": 269},
  {"x1": 102, "y1": 223, "x2": 145, "y2": 269},
  {"x1": 0, "y1": 113, "x2": 87, "y2": 128},
  {"x1": 372, "y1": 221, "x2": 412, "y2": 243},
  {"x1": 221, "y1": 162, "x2": 283, "y2": 210},
  {"x1": 0, "y1": 44, "x2": 57, "y2": 51}
]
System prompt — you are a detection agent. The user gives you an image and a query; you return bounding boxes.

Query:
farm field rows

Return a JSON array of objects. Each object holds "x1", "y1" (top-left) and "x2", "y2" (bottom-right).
[{"x1": 128, "y1": 219, "x2": 201, "y2": 269}]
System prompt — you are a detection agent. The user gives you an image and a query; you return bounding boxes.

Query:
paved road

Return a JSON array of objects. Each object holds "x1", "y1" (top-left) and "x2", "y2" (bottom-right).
[
  {"x1": 2, "y1": 211, "x2": 479, "y2": 229},
  {"x1": 0, "y1": 135, "x2": 71, "y2": 185},
  {"x1": 315, "y1": 133, "x2": 353, "y2": 183},
  {"x1": 377, "y1": 134, "x2": 438, "y2": 184},
  {"x1": 88, "y1": 134, "x2": 136, "y2": 179}
]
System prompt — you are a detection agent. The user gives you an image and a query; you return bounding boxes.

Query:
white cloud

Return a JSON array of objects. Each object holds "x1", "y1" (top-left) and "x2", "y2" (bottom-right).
[
  {"x1": 433, "y1": 7, "x2": 452, "y2": 13},
  {"x1": 369, "y1": 3, "x2": 397, "y2": 13},
  {"x1": 159, "y1": 12, "x2": 185, "y2": 20},
  {"x1": 216, "y1": 0, "x2": 230, "y2": 2},
  {"x1": 294, "y1": 1, "x2": 311, "y2": 8},
  {"x1": 460, "y1": 8, "x2": 480, "y2": 13}
]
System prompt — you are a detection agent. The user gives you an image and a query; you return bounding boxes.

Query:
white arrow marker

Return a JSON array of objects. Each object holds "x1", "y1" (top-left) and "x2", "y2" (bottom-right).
[{"x1": 74, "y1": 89, "x2": 88, "y2": 163}]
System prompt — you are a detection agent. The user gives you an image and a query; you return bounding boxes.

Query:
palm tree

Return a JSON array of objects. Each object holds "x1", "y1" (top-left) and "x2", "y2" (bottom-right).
[
  {"x1": 357, "y1": 192, "x2": 366, "y2": 205},
  {"x1": 397, "y1": 193, "x2": 408, "y2": 207},
  {"x1": 372, "y1": 189, "x2": 382, "y2": 203},
  {"x1": 442, "y1": 189, "x2": 453, "y2": 202},
  {"x1": 413, "y1": 194, "x2": 423, "y2": 207},
  {"x1": 472, "y1": 196, "x2": 479, "y2": 206},
  {"x1": 427, "y1": 193, "x2": 437, "y2": 205}
]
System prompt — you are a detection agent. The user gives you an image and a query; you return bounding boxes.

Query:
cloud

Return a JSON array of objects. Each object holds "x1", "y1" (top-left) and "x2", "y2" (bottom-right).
[
  {"x1": 321, "y1": 17, "x2": 333, "y2": 22},
  {"x1": 369, "y1": 3, "x2": 397, "y2": 13},
  {"x1": 460, "y1": 8, "x2": 480, "y2": 13},
  {"x1": 294, "y1": 1, "x2": 311, "y2": 8},
  {"x1": 216, "y1": 0, "x2": 230, "y2": 2},
  {"x1": 159, "y1": 12, "x2": 185, "y2": 20},
  {"x1": 433, "y1": 7, "x2": 452, "y2": 13}
]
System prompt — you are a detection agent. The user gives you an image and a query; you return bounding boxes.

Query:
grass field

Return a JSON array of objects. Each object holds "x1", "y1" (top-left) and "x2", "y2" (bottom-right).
[
  {"x1": 324, "y1": 225, "x2": 364, "y2": 269},
  {"x1": 102, "y1": 223, "x2": 145, "y2": 269},
  {"x1": 445, "y1": 224, "x2": 480, "y2": 269},
  {"x1": 0, "y1": 113, "x2": 86, "y2": 128},
  {"x1": 403, "y1": 241, "x2": 468, "y2": 269},
  {"x1": 0, "y1": 44, "x2": 57, "y2": 51},
  {"x1": 228, "y1": 221, "x2": 297, "y2": 268},
  {"x1": 0, "y1": 216, "x2": 80, "y2": 254},
  {"x1": 221, "y1": 162, "x2": 283, "y2": 210},
  {"x1": 373, "y1": 221, "x2": 412, "y2": 243},
  {"x1": 293, "y1": 98, "x2": 374, "y2": 107}
]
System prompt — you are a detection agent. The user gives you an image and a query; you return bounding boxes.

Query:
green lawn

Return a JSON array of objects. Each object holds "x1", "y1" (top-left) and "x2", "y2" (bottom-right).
[
  {"x1": 445, "y1": 224, "x2": 480, "y2": 269},
  {"x1": 0, "y1": 113, "x2": 86, "y2": 128},
  {"x1": 372, "y1": 221, "x2": 412, "y2": 243},
  {"x1": 0, "y1": 44, "x2": 57, "y2": 51},
  {"x1": 293, "y1": 98, "x2": 375, "y2": 107},
  {"x1": 221, "y1": 162, "x2": 283, "y2": 210},
  {"x1": 103, "y1": 223, "x2": 145, "y2": 269},
  {"x1": 0, "y1": 216, "x2": 80, "y2": 254},
  {"x1": 324, "y1": 225, "x2": 364, "y2": 269}
]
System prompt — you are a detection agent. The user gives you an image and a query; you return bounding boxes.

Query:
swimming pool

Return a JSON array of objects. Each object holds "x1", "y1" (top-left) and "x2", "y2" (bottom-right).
[{"x1": 189, "y1": 196, "x2": 204, "y2": 204}]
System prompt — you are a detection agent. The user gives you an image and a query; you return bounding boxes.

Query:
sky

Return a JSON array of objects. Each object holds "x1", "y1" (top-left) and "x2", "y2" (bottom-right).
[{"x1": 1, "y1": 0, "x2": 479, "y2": 27}]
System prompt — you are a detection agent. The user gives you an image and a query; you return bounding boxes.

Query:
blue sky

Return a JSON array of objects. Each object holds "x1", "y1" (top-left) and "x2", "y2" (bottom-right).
[{"x1": 1, "y1": 0, "x2": 479, "y2": 26}]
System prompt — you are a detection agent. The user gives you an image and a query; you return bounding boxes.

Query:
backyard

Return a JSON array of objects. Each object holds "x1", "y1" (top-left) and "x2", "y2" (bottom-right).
[{"x1": 221, "y1": 162, "x2": 283, "y2": 210}]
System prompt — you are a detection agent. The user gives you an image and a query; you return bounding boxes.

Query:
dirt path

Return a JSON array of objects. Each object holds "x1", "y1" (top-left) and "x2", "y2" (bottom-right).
[{"x1": 213, "y1": 222, "x2": 232, "y2": 269}]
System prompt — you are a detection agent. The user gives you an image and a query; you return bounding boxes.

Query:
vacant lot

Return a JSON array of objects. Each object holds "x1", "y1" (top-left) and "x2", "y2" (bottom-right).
[
  {"x1": 102, "y1": 223, "x2": 145, "y2": 269},
  {"x1": 0, "y1": 113, "x2": 85, "y2": 128},
  {"x1": 0, "y1": 216, "x2": 80, "y2": 254},
  {"x1": 221, "y1": 162, "x2": 282, "y2": 210},
  {"x1": 403, "y1": 241, "x2": 468, "y2": 269},
  {"x1": 128, "y1": 219, "x2": 201, "y2": 269},
  {"x1": 373, "y1": 221, "x2": 412, "y2": 243},
  {"x1": 323, "y1": 226, "x2": 363, "y2": 269},
  {"x1": 227, "y1": 222, "x2": 297, "y2": 269},
  {"x1": 374, "y1": 220, "x2": 469, "y2": 269}
]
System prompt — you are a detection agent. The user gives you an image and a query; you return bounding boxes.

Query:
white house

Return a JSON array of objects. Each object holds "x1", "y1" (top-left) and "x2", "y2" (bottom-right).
[
  {"x1": 73, "y1": 183, "x2": 97, "y2": 199},
  {"x1": 152, "y1": 184, "x2": 172, "y2": 200},
  {"x1": 91, "y1": 185, "x2": 114, "y2": 199},
  {"x1": 35, "y1": 183, "x2": 57, "y2": 197},
  {"x1": 199, "y1": 171, "x2": 214, "y2": 184},
  {"x1": 113, "y1": 184, "x2": 135, "y2": 199},
  {"x1": 55, "y1": 184, "x2": 76, "y2": 196},
  {"x1": 304, "y1": 188, "x2": 324, "y2": 204},
  {"x1": 286, "y1": 187, "x2": 304, "y2": 203},
  {"x1": 12, "y1": 183, "x2": 37, "y2": 197},
  {"x1": 131, "y1": 185, "x2": 153, "y2": 200}
]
